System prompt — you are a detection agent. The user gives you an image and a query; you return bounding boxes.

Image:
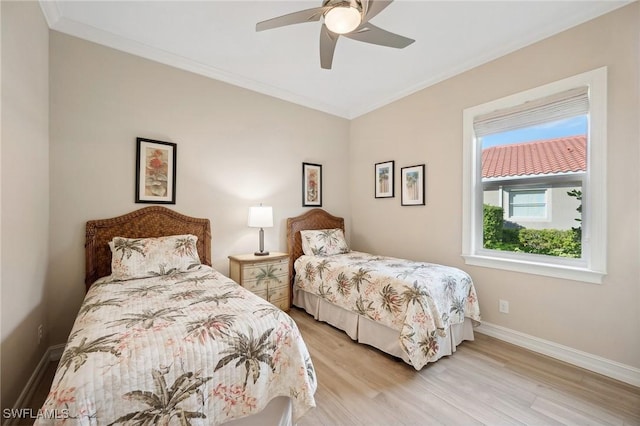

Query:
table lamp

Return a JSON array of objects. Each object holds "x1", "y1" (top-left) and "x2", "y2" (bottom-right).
[{"x1": 248, "y1": 204, "x2": 273, "y2": 256}]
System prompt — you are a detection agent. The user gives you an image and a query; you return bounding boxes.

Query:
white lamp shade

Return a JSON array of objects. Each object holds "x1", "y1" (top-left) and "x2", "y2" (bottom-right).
[
  {"x1": 324, "y1": 6, "x2": 361, "y2": 34},
  {"x1": 248, "y1": 206, "x2": 273, "y2": 228}
]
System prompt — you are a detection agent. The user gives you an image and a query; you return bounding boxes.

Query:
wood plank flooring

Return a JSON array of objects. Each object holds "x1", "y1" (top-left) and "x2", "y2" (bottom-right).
[
  {"x1": 289, "y1": 308, "x2": 639, "y2": 426},
  {"x1": 25, "y1": 307, "x2": 640, "y2": 425}
]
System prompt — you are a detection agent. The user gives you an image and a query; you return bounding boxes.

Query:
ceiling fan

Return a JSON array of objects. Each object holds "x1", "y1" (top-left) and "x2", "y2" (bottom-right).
[{"x1": 256, "y1": 0, "x2": 415, "y2": 69}]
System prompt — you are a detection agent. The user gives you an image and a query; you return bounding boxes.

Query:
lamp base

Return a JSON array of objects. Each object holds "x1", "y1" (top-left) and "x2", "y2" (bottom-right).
[{"x1": 254, "y1": 251, "x2": 269, "y2": 256}]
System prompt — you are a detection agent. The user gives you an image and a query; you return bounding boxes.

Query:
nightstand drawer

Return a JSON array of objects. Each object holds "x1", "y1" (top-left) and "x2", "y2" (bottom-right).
[
  {"x1": 250, "y1": 291, "x2": 290, "y2": 311},
  {"x1": 243, "y1": 274, "x2": 288, "y2": 293},
  {"x1": 240, "y1": 258, "x2": 288, "y2": 280},
  {"x1": 249, "y1": 284, "x2": 287, "y2": 302},
  {"x1": 270, "y1": 297, "x2": 290, "y2": 311},
  {"x1": 266, "y1": 282, "x2": 288, "y2": 301}
]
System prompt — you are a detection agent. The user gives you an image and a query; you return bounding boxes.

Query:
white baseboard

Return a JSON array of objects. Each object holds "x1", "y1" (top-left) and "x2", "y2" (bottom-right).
[
  {"x1": 6, "y1": 344, "x2": 66, "y2": 425},
  {"x1": 475, "y1": 322, "x2": 640, "y2": 388}
]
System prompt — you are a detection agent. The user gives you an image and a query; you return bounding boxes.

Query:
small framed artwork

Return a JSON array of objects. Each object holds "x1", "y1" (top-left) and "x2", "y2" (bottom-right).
[
  {"x1": 302, "y1": 162, "x2": 322, "y2": 207},
  {"x1": 375, "y1": 160, "x2": 395, "y2": 198},
  {"x1": 135, "y1": 137, "x2": 177, "y2": 204},
  {"x1": 401, "y1": 164, "x2": 425, "y2": 206}
]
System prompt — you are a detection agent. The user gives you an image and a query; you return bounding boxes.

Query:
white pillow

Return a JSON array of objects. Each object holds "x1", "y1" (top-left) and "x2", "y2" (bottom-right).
[
  {"x1": 109, "y1": 234, "x2": 201, "y2": 281},
  {"x1": 300, "y1": 229, "x2": 350, "y2": 256}
]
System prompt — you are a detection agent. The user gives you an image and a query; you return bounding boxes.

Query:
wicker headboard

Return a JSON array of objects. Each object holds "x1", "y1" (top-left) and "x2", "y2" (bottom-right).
[
  {"x1": 85, "y1": 206, "x2": 211, "y2": 291},
  {"x1": 286, "y1": 208, "x2": 345, "y2": 286}
]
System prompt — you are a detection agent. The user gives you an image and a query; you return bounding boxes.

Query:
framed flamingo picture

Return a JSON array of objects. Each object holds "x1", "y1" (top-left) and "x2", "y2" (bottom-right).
[
  {"x1": 375, "y1": 160, "x2": 394, "y2": 198},
  {"x1": 302, "y1": 162, "x2": 322, "y2": 207},
  {"x1": 401, "y1": 164, "x2": 425, "y2": 206},
  {"x1": 135, "y1": 137, "x2": 177, "y2": 204}
]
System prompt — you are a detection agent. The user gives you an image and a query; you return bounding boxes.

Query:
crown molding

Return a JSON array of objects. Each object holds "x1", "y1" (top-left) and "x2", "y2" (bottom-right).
[{"x1": 39, "y1": 5, "x2": 351, "y2": 119}]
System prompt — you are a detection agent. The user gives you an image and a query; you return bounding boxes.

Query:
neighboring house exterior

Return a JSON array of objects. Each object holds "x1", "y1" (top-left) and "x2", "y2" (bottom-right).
[{"x1": 482, "y1": 136, "x2": 585, "y2": 231}]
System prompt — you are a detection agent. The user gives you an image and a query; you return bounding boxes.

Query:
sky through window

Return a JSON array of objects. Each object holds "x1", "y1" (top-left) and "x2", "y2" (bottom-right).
[{"x1": 481, "y1": 115, "x2": 587, "y2": 148}]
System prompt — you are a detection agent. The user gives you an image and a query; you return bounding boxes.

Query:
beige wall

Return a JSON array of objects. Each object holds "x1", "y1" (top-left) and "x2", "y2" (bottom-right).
[
  {"x1": 350, "y1": 4, "x2": 639, "y2": 368},
  {"x1": 47, "y1": 32, "x2": 351, "y2": 344},
  {"x1": 1, "y1": 1, "x2": 50, "y2": 410}
]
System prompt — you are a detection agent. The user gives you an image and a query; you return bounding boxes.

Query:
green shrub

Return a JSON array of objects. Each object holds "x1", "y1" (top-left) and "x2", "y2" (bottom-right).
[
  {"x1": 483, "y1": 204, "x2": 504, "y2": 246},
  {"x1": 502, "y1": 228, "x2": 520, "y2": 244},
  {"x1": 482, "y1": 204, "x2": 581, "y2": 258},
  {"x1": 518, "y1": 228, "x2": 581, "y2": 258}
]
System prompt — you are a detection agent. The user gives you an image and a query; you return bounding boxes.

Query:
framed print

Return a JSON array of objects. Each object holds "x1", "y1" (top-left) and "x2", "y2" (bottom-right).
[
  {"x1": 375, "y1": 160, "x2": 395, "y2": 198},
  {"x1": 302, "y1": 162, "x2": 322, "y2": 207},
  {"x1": 401, "y1": 164, "x2": 425, "y2": 206},
  {"x1": 135, "y1": 137, "x2": 177, "y2": 204}
]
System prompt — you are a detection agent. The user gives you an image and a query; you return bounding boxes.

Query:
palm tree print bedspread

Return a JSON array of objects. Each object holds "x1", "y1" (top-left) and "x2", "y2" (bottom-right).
[
  {"x1": 36, "y1": 266, "x2": 316, "y2": 425},
  {"x1": 294, "y1": 251, "x2": 481, "y2": 370}
]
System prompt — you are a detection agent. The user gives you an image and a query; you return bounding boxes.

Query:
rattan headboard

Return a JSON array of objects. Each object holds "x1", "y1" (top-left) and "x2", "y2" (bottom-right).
[
  {"x1": 85, "y1": 206, "x2": 211, "y2": 291},
  {"x1": 286, "y1": 208, "x2": 345, "y2": 286}
]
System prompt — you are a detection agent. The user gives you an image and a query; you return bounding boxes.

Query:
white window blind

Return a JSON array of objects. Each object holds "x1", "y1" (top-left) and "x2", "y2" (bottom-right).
[
  {"x1": 473, "y1": 86, "x2": 589, "y2": 137},
  {"x1": 509, "y1": 189, "x2": 547, "y2": 218}
]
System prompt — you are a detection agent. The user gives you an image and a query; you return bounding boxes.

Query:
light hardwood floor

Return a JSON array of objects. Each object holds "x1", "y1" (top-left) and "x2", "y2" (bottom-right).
[
  {"x1": 27, "y1": 307, "x2": 640, "y2": 425},
  {"x1": 290, "y1": 308, "x2": 639, "y2": 426}
]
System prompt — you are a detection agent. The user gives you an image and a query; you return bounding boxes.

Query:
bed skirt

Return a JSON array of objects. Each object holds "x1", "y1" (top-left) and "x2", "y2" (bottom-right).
[
  {"x1": 225, "y1": 396, "x2": 292, "y2": 426},
  {"x1": 293, "y1": 287, "x2": 474, "y2": 367}
]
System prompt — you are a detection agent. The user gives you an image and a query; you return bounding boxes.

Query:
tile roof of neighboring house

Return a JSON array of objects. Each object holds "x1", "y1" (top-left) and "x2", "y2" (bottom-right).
[{"x1": 482, "y1": 135, "x2": 586, "y2": 179}]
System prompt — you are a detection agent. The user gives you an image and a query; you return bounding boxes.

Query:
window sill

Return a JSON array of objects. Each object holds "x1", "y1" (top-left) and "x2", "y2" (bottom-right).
[{"x1": 461, "y1": 253, "x2": 605, "y2": 284}]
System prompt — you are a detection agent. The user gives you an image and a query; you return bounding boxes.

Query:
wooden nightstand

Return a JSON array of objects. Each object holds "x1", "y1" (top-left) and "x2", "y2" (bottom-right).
[{"x1": 228, "y1": 252, "x2": 290, "y2": 311}]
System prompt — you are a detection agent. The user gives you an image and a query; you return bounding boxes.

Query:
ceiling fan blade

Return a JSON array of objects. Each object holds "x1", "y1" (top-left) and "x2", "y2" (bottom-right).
[
  {"x1": 256, "y1": 7, "x2": 328, "y2": 32},
  {"x1": 320, "y1": 24, "x2": 340, "y2": 69},
  {"x1": 343, "y1": 23, "x2": 414, "y2": 48},
  {"x1": 362, "y1": 0, "x2": 393, "y2": 21}
]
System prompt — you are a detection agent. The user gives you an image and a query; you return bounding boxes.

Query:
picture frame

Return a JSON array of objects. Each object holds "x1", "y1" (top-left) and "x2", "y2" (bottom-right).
[
  {"x1": 135, "y1": 137, "x2": 177, "y2": 204},
  {"x1": 302, "y1": 162, "x2": 322, "y2": 207},
  {"x1": 401, "y1": 164, "x2": 425, "y2": 206},
  {"x1": 375, "y1": 160, "x2": 395, "y2": 198}
]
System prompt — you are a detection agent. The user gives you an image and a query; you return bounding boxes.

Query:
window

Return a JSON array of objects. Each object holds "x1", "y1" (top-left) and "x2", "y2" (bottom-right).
[
  {"x1": 508, "y1": 189, "x2": 547, "y2": 219},
  {"x1": 462, "y1": 67, "x2": 607, "y2": 283}
]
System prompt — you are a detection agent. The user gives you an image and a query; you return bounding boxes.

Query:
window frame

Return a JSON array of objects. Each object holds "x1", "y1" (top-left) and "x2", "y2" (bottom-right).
[{"x1": 462, "y1": 67, "x2": 607, "y2": 284}]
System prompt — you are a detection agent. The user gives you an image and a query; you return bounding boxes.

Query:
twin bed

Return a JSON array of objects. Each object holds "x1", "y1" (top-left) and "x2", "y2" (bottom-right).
[
  {"x1": 38, "y1": 207, "x2": 316, "y2": 425},
  {"x1": 39, "y1": 206, "x2": 480, "y2": 424},
  {"x1": 287, "y1": 208, "x2": 481, "y2": 370}
]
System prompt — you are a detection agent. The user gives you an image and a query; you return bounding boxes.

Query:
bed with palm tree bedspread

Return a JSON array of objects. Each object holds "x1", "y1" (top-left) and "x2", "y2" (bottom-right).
[
  {"x1": 37, "y1": 207, "x2": 316, "y2": 425},
  {"x1": 287, "y1": 209, "x2": 481, "y2": 370}
]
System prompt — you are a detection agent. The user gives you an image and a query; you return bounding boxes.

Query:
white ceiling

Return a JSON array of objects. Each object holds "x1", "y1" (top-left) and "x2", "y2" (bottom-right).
[{"x1": 40, "y1": 0, "x2": 630, "y2": 119}]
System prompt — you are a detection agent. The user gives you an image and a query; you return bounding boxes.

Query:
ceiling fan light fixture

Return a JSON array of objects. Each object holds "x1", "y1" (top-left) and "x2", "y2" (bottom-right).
[
  {"x1": 324, "y1": 6, "x2": 361, "y2": 34},
  {"x1": 256, "y1": 0, "x2": 414, "y2": 69}
]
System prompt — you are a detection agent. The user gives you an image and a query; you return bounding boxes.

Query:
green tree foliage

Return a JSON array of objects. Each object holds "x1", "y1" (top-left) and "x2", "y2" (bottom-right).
[
  {"x1": 483, "y1": 204, "x2": 504, "y2": 245},
  {"x1": 567, "y1": 189, "x2": 582, "y2": 241}
]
